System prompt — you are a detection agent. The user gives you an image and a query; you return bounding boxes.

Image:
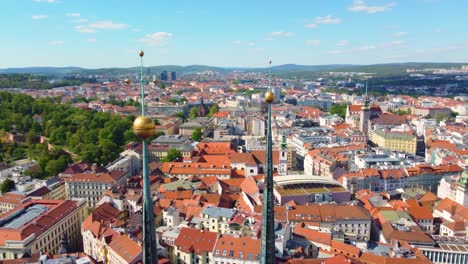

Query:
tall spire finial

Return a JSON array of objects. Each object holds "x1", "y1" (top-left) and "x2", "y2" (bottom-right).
[
  {"x1": 133, "y1": 50, "x2": 159, "y2": 264},
  {"x1": 261, "y1": 60, "x2": 276, "y2": 264}
]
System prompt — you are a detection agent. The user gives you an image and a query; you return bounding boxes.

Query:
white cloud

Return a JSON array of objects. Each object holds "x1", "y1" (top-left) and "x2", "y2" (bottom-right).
[
  {"x1": 388, "y1": 40, "x2": 406, "y2": 46},
  {"x1": 392, "y1": 31, "x2": 408, "y2": 37},
  {"x1": 349, "y1": 0, "x2": 396, "y2": 14},
  {"x1": 66, "y1": 13, "x2": 80, "y2": 17},
  {"x1": 305, "y1": 15, "x2": 341, "y2": 29},
  {"x1": 132, "y1": 28, "x2": 142, "y2": 32},
  {"x1": 49, "y1": 40, "x2": 64, "y2": 45},
  {"x1": 75, "y1": 25, "x2": 96, "y2": 33},
  {"x1": 89, "y1": 20, "x2": 128, "y2": 30},
  {"x1": 248, "y1": 42, "x2": 255, "y2": 46},
  {"x1": 32, "y1": 15, "x2": 48, "y2": 20},
  {"x1": 305, "y1": 23, "x2": 318, "y2": 29},
  {"x1": 87, "y1": 38, "x2": 96, "y2": 42},
  {"x1": 232, "y1": 40, "x2": 242, "y2": 45},
  {"x1": 33, "y1": 0, "x2": 57, "y2": 3},
  {"x1": 269, "y1": 31, "x2": 294, "y2": 37},
  {"x1": 139, "y1": 32, "x2": 173, "y2": 46},
  {"x1": 355, "y1": 45, "x2": 377, "y2": 51},
  {"x1": 336, "y1": 40, "x2": 351, "y2": 46},
  {"x1": 305, "y1": 40, "x2": 320, "y2": 46},
  {"x1": 315, "y1": 15, "x2": 341, "y2": 24},
  {"x1": 73, "y1": 18, "x2": 88, "y2": 23}
]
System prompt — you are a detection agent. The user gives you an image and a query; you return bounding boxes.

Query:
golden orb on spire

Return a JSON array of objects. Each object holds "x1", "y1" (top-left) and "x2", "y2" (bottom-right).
[
  {"x1": 264, "y1": 91, "x2": 275, "y2": 104},
  {"x1": 124, "y1": 79, "x2": 132, "y2": 85},
  {"x1": 139, "y1": 50, "x2": 144, "y2": 57},
  {"x1": 133, "y1": 116, "x2": 155, "y2": 139}
]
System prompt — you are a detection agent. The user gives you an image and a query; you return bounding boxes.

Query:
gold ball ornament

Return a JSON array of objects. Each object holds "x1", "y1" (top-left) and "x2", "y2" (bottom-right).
[
  {"x1": 124, "y1": 79, "x2": 132, "y2": 85},
  {"x1": 139, "y1": 50, "x2": 144, "y2": 57},
  {"x1": 264, "y1": 91, "x2": 275, "y2": 104},
  {"x1": 133, "y1": 116, "x2": 155, "y2": 139}
]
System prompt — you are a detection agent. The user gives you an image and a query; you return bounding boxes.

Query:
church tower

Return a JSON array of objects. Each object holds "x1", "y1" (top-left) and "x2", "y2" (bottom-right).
[
  {"x1": 278, "y1": 132, "x2": 288, "y2": 176},
  {"x1": 456, "y1": 159, "x2": 468, "y2": 207},
  {"x1": 360, "y1": 82, "x2": 371, "y2": 137}
]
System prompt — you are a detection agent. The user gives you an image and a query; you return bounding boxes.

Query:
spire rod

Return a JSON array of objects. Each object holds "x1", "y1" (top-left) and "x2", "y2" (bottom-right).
[
  {"x1": 260, "y1": 59, "x2": 275, "y2": 264},
  {"x1": 140, "y1": 51, "x2": 145, "y2": 116},
  {"x1": 135, "y1": 50, "x2": 159, "y2": 264}
]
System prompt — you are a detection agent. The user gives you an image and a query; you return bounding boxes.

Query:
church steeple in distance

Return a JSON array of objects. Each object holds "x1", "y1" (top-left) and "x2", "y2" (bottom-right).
[
  {"x1": 363, "y1": 80, "x2": 370, "y2": 109},
  {"x1": 360, "y1": 80, "x2": 371, "y2": 137}
]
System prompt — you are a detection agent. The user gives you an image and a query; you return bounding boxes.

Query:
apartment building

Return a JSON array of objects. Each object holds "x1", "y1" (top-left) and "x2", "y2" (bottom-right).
[
  {"x1": 0, "y1": 199, "x2": 87, "y2": 260},
  {"x1": 65, "y1": 171, "x2": 126, "y2": 208}
]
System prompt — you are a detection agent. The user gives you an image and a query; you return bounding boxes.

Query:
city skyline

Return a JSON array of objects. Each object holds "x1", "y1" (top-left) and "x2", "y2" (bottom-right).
[{"x1": 1, "y1": 0, "x2": 468, "y2": 68}]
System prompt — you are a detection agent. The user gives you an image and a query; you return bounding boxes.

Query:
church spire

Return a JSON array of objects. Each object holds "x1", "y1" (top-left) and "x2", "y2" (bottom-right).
[
  {"x1": 363, "y1": 80, "x2": 370, "y2": 109},
  {"x1": 260, "y1": 60, "x2": 276, "y2": 264},
  {"x1": 281, "y1": 131, "x2": 287, "y2": 149},
  {"x1": 458, "y1": 159, "x2": 468, "y2": 189}
]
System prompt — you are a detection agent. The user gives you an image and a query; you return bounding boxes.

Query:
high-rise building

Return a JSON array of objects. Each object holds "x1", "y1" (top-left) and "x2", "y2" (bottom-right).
[
  {"x1": 171, "y1": 71, "x2": 176, "y2": 81},
  {"x1": 160, "y1": 70, "x2": 168, "y2": 81}
]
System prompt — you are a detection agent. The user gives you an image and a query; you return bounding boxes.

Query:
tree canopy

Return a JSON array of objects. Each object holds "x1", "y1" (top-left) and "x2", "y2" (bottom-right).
[
  {"x1": 192, "y1": 127, "x2": 203, "y2": 141},
  {"x1": 0, "y1": 179, "x2": 16, "y2": 194},
  {"x1": 161, "y1": 148, "x2": 182, "y2": 162},
  {"x1": 329, "y1": 103, "x2": 347, "y2": 119},
  {"x1": 0, "y1": 91, "x2": 136, "y2": 178}
]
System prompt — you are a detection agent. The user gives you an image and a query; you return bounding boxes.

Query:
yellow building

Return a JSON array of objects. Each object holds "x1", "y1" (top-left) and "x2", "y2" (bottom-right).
[
  {"x1": 372, "y1": 130, "x2": 417, "y2": 154},
  {"x1": 173, "y1": 227, "x2": 217, "y2": 264},
  {"x1": 0, "y1": 199, "x2": 87, "y2": 260}
]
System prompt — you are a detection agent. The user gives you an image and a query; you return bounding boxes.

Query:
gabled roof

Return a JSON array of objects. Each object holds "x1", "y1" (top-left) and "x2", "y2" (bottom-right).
[
  {"x1": 213, "y1": 235, "x2": 261, "y2": 260},
  {"x1": 108, "y1": 234, "x2": 142, "y2": 263},
  {"x1": 174, "y1": 227, "x2": 218, "y2": 254}
]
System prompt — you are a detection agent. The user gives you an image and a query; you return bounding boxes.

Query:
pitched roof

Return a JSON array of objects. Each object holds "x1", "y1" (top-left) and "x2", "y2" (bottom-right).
[
  {"x1": 293, "y1": 224, "x2": 331, "y2": 245},
  {"x1": 174, "y1": 227, "x2": 218, "y2": 254},
  {"x1": 213, "y1": 235, "x2": 261, "y2": 260},
  {"x1": 108, "y1": 234, "x2": 142, "y2": 263}
]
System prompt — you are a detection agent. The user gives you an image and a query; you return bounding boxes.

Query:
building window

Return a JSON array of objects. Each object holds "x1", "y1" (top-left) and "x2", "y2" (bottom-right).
[
  {"x1": 222, "y1": 250, "x2": 227, "y2": 257},
  {"x1": 215, "y1": 249, "x2": 219, "y2": 256}
]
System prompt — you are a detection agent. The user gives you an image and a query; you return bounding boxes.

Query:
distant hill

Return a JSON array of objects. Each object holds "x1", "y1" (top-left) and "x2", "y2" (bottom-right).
[
  {"x1": 1, "y1": 62, "x2": 467, "y2": 76},
  {"x1": 0, "y1": 67, "x2": 84, "y2": 74}
]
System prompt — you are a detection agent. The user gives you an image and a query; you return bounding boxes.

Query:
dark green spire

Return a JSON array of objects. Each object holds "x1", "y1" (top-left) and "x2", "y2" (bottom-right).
[
  {"x1": 260, "y1": 60, "x2": 276, "y2": 264},
  {"x1": 363, "y1": 80, "x2": 370, "y2": 109},
  {"x1": 281, "y1": 132, "x2": 287, "y2": 149},
  {"x1": 138, "y1": 51, "x2": 159, "y2": 264}
]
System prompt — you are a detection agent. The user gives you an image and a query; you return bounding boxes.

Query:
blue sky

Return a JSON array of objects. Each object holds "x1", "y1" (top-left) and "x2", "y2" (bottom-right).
[{"x1": 1, "y1": 0, "x2": 467, "y2": 68}]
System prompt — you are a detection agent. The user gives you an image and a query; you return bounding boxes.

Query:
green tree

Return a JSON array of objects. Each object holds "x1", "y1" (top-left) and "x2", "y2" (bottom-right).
[
  {"x1": 0, "y1": 179, "x2": 16, "y2": 194},
  {"x1": 174, "y1": 112, "x2": 186, "y2": 121},
  {"x1": 329, "y1": 103, "x2": 348, "y2": 119},
  {"x1": 189, "y1": 107, "x2": 199, "y2": 119},
  {"x1": 208, "y1": 104, "x2": 220, "y2": 117},
  {"x1": 161, "y1": 148, "x2": 182, "y2": 162},
  {"x1": 192, "y1": 127, "x2": 203, "y2": 141}
]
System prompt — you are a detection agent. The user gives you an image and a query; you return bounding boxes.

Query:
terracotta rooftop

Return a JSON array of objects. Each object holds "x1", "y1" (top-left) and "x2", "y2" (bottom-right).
[
  {"x1": 108, "y1": 234, "x2": 142, "y2": 263},
  {"x1": 174, "y1": 227, "x2": 218, "y2": 254},
  {"x1": 213, "y1": 235, "x2": 261, "y2": 260}
]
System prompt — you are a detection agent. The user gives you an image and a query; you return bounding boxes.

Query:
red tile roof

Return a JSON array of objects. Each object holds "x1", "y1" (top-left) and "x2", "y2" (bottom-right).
[
  {"x1": 174, "y1": 227, "x2": 218, "y2": 254},
  {"x1": 108, "y1": 234, "x2": 142, "y2": 263},
  {"x1": 213, "y1": 235, "x2": 261, "y2": 260}
]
